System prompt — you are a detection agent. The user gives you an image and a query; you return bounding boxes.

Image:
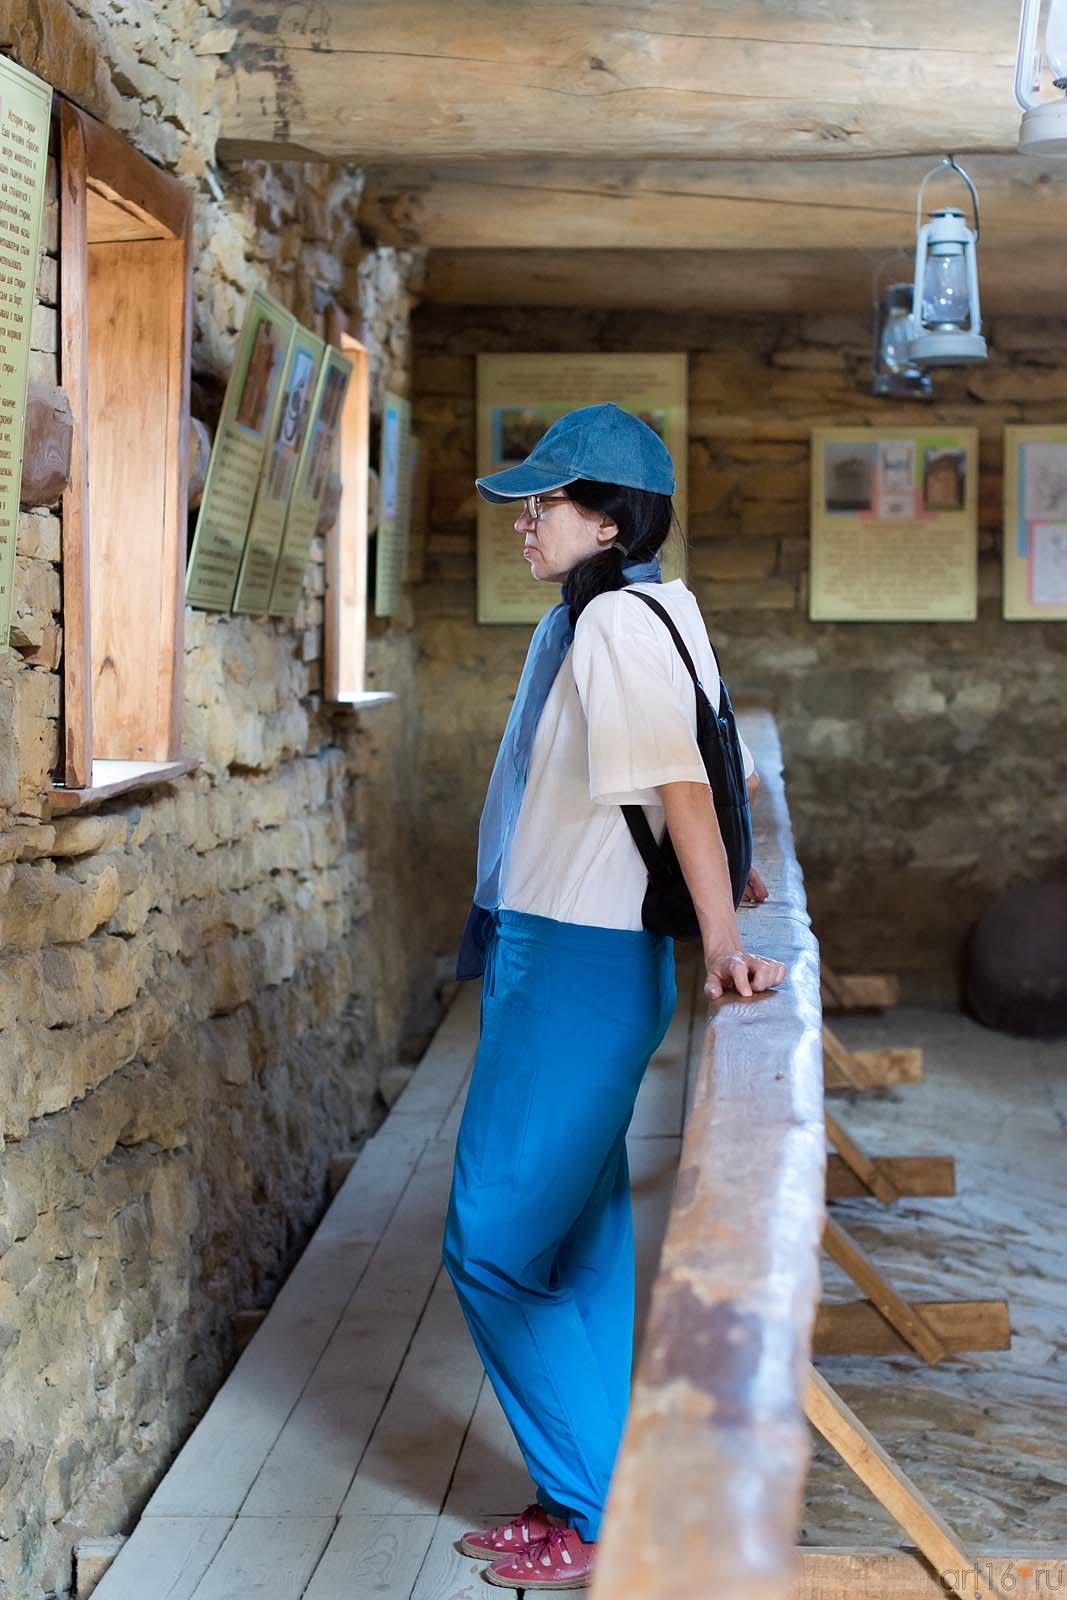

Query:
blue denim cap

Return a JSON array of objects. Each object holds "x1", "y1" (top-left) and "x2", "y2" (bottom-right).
[{"x1": 475, "y1": 402, "x2": 675, "y2": 503}]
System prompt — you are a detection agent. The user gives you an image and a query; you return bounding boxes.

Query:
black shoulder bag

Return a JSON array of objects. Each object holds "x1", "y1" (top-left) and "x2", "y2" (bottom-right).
[{"x1": 619, "y1": 590, "x2": 753, "y2": 940}]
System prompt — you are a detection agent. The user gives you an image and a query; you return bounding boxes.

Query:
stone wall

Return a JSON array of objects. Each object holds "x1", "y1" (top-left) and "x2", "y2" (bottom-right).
[
  {"x1": 411, "y1": 305, "x2": 1067, "y2": 1003},
  {"x1": 0, "y1": 7, "x2": 431, "y2": 1597}
]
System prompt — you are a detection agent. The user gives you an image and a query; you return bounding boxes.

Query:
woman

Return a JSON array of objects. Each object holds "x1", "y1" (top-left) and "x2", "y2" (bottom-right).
[{"x1": 441, "y1": 403, "x2": 787, "y2": 1590}]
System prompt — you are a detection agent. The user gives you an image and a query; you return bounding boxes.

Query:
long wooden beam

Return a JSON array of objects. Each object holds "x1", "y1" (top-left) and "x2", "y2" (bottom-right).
[
  {"x1": 592, "y1": 712, "x2": 824, "y2": 1600},
  {"x1": 421, "y1": 245, "x2": 1067, "y2": 316},
  {"x1": 217, "y1": 2, "x2": 1021, "y2": 164},
  {"x1": 362, "y1": 157, "x2": 1067, "y2": 251}
]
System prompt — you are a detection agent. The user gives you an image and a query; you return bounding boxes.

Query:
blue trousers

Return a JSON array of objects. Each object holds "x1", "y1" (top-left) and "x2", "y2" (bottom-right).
[{"x1": 441, "y1": 908, "x2": 676, "y2": 1541}]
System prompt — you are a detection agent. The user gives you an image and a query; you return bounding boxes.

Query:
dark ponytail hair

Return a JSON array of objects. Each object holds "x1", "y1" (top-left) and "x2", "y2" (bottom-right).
[{"x1": 560, "y1": 479, "x2": 678, "y2": 627}]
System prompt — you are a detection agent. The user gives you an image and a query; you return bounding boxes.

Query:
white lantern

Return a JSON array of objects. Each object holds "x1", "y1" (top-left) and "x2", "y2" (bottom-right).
[
  {"x1": 906, "y1": 158, "x2": 987, "y2": 369},
  {"x1": 1015, "y1": 0, "x2": 1067, "y2": 154}
]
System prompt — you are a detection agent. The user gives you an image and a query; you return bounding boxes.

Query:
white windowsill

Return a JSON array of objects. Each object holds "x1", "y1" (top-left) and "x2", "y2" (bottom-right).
[
  {"x1": 50, "y1": 757, "x2": 201, "y2": 814},
  {"x1": 327, "y1": 691, "x2": 397, "y2": 710}
]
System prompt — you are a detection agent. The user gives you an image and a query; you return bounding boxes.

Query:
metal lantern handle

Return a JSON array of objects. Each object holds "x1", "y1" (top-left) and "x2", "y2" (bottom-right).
[
  {"x1": 914, "y1": 155, "x2": 981, "y2": 242},
  {"x1": 1015, "y1": 0, "x2": 1042, "y2": 112}
]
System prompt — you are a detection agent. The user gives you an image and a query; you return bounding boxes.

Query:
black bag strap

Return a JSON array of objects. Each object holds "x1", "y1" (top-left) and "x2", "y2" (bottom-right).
[{"x1": 618, "y1": 588, "x2": 717, "y2": 879}]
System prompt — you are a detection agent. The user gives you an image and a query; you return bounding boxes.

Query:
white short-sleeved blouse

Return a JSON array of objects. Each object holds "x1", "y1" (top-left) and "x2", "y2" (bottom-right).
[{"x1": 499, "y1": 578, "x2": 755, "y2": 931}]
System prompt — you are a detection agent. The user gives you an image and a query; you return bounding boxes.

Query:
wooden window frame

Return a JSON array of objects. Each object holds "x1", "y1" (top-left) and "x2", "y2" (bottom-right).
[
  {"x1": 324, "y1": 331, "x2": 393, "y2": 709},
  {"x1": 54, "y1": 99, "x2": 197, "y2": 812}
]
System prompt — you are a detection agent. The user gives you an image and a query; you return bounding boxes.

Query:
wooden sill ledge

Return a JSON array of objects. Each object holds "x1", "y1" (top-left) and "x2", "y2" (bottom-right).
[
  {"x1": 327, "y1": 691, "x2": 397, "y2": 710},
  {"x1": 49, "y1": 757, "x2": 201, "y2": 814}
]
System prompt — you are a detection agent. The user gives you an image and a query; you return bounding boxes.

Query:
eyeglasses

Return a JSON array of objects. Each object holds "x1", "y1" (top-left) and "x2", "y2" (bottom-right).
[{"x1": 519, "y1": 493, "x2": 571, "y2": 524}]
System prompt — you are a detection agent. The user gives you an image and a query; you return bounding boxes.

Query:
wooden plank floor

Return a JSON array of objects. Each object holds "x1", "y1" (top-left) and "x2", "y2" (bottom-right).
[{"x1": 92, "y1": 954, "x2": 702, "y2": 1600}]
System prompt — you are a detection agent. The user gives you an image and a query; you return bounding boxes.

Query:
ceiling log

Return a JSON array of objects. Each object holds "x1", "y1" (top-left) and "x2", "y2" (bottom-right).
[
  {"x1": 421, "y1": 246, "x2": 1067, "y2": 316},
  {"x1": 361, "y1": 157, "x2": 1067, "y2": 250},
  {"x1": 217, "y1": 1, "x2": 1021, "y2": 164}
]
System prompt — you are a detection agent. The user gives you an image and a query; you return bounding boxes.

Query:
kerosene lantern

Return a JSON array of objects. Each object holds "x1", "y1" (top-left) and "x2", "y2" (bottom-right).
[
  {"x1": 872, "y1": 273, "x2": 933, "y2": 398},
  {"x1": 1016, "y1": 0, "x2": 1067, "y2": 154},
  {"x1": 906, "y1": 157, "x2": 988, "y2": 369}
]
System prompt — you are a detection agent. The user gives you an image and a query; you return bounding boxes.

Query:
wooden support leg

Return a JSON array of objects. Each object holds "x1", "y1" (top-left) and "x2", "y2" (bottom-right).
[
  {"x1": 821, "y1": 963, "x2": 901, "y2": 1013},
  {"x1": 805, "y1": 1367, "x2": 1008, "y2": 1600},
  {"x1": 825, "y1": 1110, "x2": 901, "y2": 1205},
  {"x1": 827, "y1": 1153, "x2": 955, "y2": 1199},
  {"x1": 822, "y1": 1215, "x2": 948, "y2": 1364},
  {"x1": 814, "y1": 1297, "x2": 1012, "y2": 1357},
  {"x1": 823, "y1": 1024, "x2": 924, "y2": 1090}
]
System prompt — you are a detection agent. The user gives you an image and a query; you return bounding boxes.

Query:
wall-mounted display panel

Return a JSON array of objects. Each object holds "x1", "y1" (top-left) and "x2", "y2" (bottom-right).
[
  {"x1": 375, "y1": 389, "x2": 413, "y2": 618},
  {"x1": 185, "y1": 287, "x2": 294, "y2": 611},
  {"x1": 1003, "y1": 426, "x2": 1067, "y2": 621},
  {"x1": 0, "y1": 55, "x2": 52, "y2": 652},
  {"x1": 810, "y1": 426, "x2": 979, "y2": 622},
  {"x1": 270, "y1": 341, "x2": 352, "y2": 617},
  {"x1": 233, "y1": 323, "x2": 323, "y2": 613},
  {"x1": 476, "y1": 353, "x2": 689, "y2": 625}
]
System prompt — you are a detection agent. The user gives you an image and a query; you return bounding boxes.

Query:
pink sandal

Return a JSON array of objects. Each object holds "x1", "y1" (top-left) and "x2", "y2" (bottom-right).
[
  {"x1": 486, "y1": 1524, "x2": 597, "y2": 1589},
  {"x1": 457, "y1": 1502, "x2": 562, "y2": 1560}
]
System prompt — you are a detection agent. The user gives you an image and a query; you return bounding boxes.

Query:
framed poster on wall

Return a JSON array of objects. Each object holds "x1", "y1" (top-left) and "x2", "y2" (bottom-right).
[
  {"x1": 186, "y1": 289, "x2": 295, "y2": 611},
  {"x1": 1003, "y1": 427, "x2": 1067, "y2": 621},
  {"x1": 269, "y1": 343, "x2": 353, "y2": 617},
  {"x1": 810, "y1": 427, "x2": 979, "y2": 622},
  {"x1": 375, "y1": 390, "x2": 413, "y2": 618},
  {"x1": 233, "y1": 325, "x2": 324, "y2": 614},
  {"x1": 0, "y1": 56, "x2": 53, "y2": 651},
  {"x1": 476, "y1": 353, "x2": 689, "y2": 625}
]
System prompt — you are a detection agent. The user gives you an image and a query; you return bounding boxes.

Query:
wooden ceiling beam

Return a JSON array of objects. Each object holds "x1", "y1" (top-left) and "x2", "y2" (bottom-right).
[
  {"x1": 361, "y1": 156, "x2": 1067, "y2": 250},
  {"x1": 216, "y1": 1, "x2": 1022, "y2": 164},
  {"x1": 421, "y1": 246, "x2": 1067, "y2": 316}
]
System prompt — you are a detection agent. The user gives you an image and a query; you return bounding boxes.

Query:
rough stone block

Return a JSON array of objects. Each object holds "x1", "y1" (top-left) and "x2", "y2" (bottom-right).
[
  {"x1": 50, "y1": 814, "x2": 129, "y2": 859},
  {"x1": 699, "y1": 577, "x2": 798, "y2": 612},
  {"x1": 9, "y1": 557, "x2": 61, "y2": 652},
  {"x1": 35, "y1": 252, "x2": 58, "y2": 308},
  {"x1": 30, "y1": 303, "x2": 57, "y2": 355},
  {"x1": 74, "y1": 1535, "x2": 126, "y2": 1598},
  {"x1": 16, "y1": 511, "x2": 61, "y2": 562},
  {"x1": 689, "y1": 539, "x2": 777, "y2": 581}
]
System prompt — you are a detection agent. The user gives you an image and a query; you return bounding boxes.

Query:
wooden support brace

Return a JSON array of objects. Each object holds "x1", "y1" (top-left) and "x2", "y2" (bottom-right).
[
  {"x1": 822, "y1": 1215, "x2": 948, "y2": 1364},
  {"x1": 821, "y1": 963, "x2": 901, "y2": 1013},
  {"x1": 805, "y1": 1366, "x2": 1008, "y2": 1600},
  {"x1": 827, "y1": 1153, "x2": 955, "y2": 1200},
  {"x1": 825, "y1": 1110, "x2": 901, "y2": 1205},
  {"x1": 823, "y1": 1025, "x2": 924, "y2": 1090},
  {"x1": 814, "y1": 1297, "x2": 1012, "y2": 1357}
]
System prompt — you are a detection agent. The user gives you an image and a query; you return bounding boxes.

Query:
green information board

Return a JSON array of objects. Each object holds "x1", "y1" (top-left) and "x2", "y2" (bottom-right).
[
  {"x1": 268, "y1": 344, "x2": 352, "y2": 617},
  {"x1": 0, "y1": 55, "x2": 53, "y2": 651},
  {"x1": 233, "y1": 324, "x2": 323, "y2": 613},
  {"x1": 186, "y1": 288, "x2": 295, "y2": 610}
]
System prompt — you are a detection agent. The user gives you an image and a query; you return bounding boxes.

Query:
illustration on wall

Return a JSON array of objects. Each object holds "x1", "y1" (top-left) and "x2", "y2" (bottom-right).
[
  {"x1": 185, "y1": 289, "x2": 296, "y2": 611},
  {"x1": 0, "y1": 55, "x2": 52, "y2": 652},
  {"x1": 810, "y1": 427, "x2": 979, "y2": 622},
  {"x1": 476, "y1": 354, "x2": 688, "y2": 625},
  {"x1": 233, "y1": 324, "x2": 324, "y2": 614},
  {"x1": 1003, "y1": 427, "x2": 1067, "y2": 620}
]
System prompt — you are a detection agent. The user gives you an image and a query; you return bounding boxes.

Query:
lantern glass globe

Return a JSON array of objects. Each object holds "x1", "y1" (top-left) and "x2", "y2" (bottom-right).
[
  {"x1": 1048, "y1": 0, "x2": 1067, "y2": 81},
  {"x1": 922, "y1": 250, "x2": 970, "y2": 328},
  {"x1": 880, "y1": 305, "x2": 915, "y2": 373}
]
